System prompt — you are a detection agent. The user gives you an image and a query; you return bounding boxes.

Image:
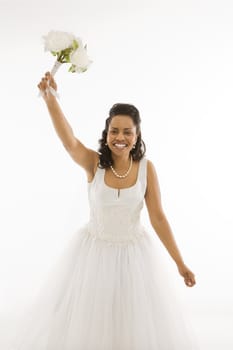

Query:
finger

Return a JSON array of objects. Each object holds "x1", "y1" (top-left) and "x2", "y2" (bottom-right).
[
  {"x1": 45, "y1": 72, "x2": 51, "y2": 80},
  {"x1": 49, "y1": 75, "x2": 56, "y2": 85},
  {"x1": 45, "y1": 74, "x2": 56, "y2": 87},
  {"x1": 38, "y1": 80, "x2": 47, "y2": 94},
  {"x1": 185, "y1": 276, "x2": 196, "y2": 287},
  {"x1": 185, "y1": 278, "x2": 193, "y2": 287},
  {"x1": 45, "y1": 71, "x2": 52, "y2": 78},
  {"x1": 38, "y1": 81, "x2": 45, "y2": 89},
  {"x1": 40, "y1": 73, "x2": 57, "y2": 93},
  {"x1": 42, "y1": 77, "x2": 49, "y2": 87},
  {"x1": 40, "y1": 83, "x2": 46, "y2": 91}
]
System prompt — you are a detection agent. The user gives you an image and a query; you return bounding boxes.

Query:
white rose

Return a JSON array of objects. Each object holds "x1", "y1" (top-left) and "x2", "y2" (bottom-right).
[
  {"x1": 43, "y1": 30, "x2": 75, "y2": 52},
  {"x1": 70, "y1": 44, "x2": 92, "y2": 72}
]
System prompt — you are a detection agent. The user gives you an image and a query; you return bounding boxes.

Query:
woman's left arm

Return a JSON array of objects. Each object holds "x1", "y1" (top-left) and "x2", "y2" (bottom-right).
[{"x1": 144, "y1": 159, "x2": 196, "y2": 287}]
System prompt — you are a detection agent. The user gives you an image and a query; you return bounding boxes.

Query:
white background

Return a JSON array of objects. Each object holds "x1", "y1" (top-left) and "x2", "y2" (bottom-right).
[{"x1": 0, "y1": 0, "x2": 233, "y2": 348}]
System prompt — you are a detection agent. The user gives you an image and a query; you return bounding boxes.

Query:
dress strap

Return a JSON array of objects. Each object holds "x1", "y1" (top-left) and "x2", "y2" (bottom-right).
[
  {"x1": 91, "y1": 162, "x2": 103, "y2": 186},
  {"x1": 138, "y1": 157, "x2": 147, "y2": 196}
]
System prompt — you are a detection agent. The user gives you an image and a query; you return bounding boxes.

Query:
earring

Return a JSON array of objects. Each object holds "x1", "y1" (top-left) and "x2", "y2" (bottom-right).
[
  {"x1": 105, "y1": 143, "x2": 108, "y2": 146},
  {"x1": 132, "y1": 144, "x2": 136, "y2": 149}
]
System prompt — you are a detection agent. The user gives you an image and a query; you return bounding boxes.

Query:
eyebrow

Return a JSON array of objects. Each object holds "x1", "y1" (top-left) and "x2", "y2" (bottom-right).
[{"x1": 110, "y1": 127, "x2": 133, "y2": 130}]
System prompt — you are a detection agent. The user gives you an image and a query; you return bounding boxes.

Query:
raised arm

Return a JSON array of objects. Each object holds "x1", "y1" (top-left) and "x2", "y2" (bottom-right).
[
  {"x1": 37, "y1": 72, "x2": 99, "y2": 181},
  {"x1": 145, "y1": 159, "x2": 196, "y2": 287}
]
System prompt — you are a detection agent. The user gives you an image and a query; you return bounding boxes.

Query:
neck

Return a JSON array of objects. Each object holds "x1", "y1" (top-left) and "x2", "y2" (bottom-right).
[{"x1": 112, "y1": 154, "x2": 132, "y2": 169}]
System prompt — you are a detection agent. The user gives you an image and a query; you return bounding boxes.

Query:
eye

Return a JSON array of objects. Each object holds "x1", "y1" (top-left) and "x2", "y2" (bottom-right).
[
  {"x1": 124, "y1": 131, "x2": 132, "y2": 135},
  {"x1": 110, "y1": 130, "x2": 117, "y2": 134}
]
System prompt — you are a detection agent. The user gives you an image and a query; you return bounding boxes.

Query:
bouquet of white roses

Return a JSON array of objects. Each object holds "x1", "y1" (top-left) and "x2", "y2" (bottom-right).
[{"x1": 40, "y1": 30, "x2": 92, "y2": 97}]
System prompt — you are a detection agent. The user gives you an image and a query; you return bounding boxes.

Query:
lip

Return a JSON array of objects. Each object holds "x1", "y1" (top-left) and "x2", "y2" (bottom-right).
[{"x1": 113, "y1": 143, "x2": 128, "y2": 148}]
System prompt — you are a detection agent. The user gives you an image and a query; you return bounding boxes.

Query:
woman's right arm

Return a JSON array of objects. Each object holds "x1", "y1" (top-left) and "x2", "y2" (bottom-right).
[{"x1": 37, "y1": 72, "x2": 99, "y2": 181}]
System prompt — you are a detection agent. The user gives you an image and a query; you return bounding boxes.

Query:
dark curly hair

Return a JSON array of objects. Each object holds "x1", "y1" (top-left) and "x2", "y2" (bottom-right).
[{"x1": 98, "y1": 103, "x2": 146, "y2": 168}]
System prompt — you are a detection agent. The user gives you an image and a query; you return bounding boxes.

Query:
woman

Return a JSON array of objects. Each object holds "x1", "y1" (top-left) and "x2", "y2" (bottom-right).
[{"x1": 8, "y1": 72, "x2": 197, "y2": 350}]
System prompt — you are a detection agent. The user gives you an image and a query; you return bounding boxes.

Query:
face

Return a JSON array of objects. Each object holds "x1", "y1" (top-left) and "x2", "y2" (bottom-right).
[{"x1": 106, "y1": 115, "x2": 138, "y2": 156}]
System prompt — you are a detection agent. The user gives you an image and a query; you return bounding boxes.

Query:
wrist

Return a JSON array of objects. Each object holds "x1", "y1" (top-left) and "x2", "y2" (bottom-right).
[
  {"x1": 175, "y1": 259, "x2": 185, "y2": 268},
  {"x1": 45, "y1": 94, "x2": 58, "y2": 106}
]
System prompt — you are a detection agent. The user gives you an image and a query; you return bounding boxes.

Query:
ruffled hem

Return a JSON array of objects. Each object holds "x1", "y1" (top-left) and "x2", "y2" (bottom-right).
[{"x1": 6, "y1": 225, "x2": 198, "y2": 350}]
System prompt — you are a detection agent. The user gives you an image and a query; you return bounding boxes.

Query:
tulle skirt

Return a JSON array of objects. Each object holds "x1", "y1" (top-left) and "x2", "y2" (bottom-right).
[{"x1": 6, "y1": 224, "x2": 198, "y2": 350}]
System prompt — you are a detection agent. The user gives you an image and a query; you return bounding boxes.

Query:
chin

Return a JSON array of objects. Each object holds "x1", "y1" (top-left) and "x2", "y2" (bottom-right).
[{"x1": 111, "y1": 149, "x2": 131, "y2": 157}]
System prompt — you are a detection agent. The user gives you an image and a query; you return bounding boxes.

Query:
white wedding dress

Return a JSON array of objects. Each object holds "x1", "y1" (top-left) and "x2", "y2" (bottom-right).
[{"x1": 7, "y1": 157, "x2": 198, "y2": 350}]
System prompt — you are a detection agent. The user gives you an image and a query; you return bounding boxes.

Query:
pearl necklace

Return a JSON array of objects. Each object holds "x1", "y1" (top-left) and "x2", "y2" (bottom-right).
[{"x1": 110, "y1": 156, "x2": 133, "y2": 178}]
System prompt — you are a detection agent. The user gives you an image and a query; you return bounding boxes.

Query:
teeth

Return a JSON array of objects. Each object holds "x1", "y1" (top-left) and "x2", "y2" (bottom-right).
[{"x1": 114, "y1": 144, "x2": 126, "y2": 148}]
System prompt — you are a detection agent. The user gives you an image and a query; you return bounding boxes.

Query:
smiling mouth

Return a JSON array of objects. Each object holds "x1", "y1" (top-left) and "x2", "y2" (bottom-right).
[{"x1": 113, "y1": 143, "x2": 127, "y2": 149}]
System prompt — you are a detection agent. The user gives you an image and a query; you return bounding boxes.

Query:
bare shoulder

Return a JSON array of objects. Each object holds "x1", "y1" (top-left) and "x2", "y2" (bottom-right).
[
  {"x1": 145, "y1": 158, "x2": 164, "y2": 220},
  {"x1": 146, "y1": 159, "x2": 158, "y2": 179},
  {"x1": 145, "y1": 158, "x2": 161, "y2": 197}
]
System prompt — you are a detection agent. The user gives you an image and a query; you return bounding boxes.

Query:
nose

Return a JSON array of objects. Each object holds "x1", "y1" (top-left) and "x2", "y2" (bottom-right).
[{"x1": 115, "y1": 131, "x2": 125, "y2": 140}]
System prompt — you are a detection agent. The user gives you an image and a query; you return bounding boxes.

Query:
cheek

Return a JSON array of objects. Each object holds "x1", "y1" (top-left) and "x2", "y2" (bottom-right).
[
  {"x1": 106, "y1": 133, "x2": 114, "y2": 144},
  {"x1": 131, "y1": 135, "x2": 138, "y2": 143}
]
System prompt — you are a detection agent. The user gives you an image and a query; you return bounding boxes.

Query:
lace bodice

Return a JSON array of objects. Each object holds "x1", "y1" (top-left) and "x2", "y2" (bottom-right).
[{"x1": 86, "y1": 157, "x2": 148, "y2": 244}]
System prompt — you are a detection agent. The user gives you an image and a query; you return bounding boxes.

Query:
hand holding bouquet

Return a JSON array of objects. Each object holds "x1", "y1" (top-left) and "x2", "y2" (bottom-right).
[
  {"x1": 37, "y1": 72, "x2": 58, "y2": 101},
  {"x1": 38, "y1": 30, "x2": 92, "y2": 98}
]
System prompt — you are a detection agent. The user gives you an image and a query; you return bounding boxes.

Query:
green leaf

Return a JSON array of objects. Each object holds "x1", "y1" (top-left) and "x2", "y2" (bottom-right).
[
  {"x1": 72, "y1": 40, "x2": 79, "y2": 50},
  {"x1": 69, "y1": 64, "x2": 77, "y2": 73}
]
